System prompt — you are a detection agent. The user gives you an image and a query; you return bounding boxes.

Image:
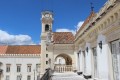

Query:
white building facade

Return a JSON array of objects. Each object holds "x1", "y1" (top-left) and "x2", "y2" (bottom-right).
[
  {"x1": 0, "y1": 0, "x2": 120, "y2": 80},
  {"x1": 40, "y1": 0, "x2": 120, "y2": 80},
  {"x1": 0, "y1": 45, "x2": 41, "y2": 80},
  {"x1": 75, "y1": 0, "x2": 120, "y2": 80}
]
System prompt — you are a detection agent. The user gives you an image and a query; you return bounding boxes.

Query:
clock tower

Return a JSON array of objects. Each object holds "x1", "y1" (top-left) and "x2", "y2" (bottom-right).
[
  {"x1": 41, "y1": 11, "x2": 53, "y2": 33},
  {"x1": 40, "y1": 11, "x2": 53, "y2": 76}
]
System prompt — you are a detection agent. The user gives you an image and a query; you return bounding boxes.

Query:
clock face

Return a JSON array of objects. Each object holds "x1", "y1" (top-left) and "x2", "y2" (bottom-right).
[{"x1": 45, "y1": 13, "x2": 50, "y2": 18}]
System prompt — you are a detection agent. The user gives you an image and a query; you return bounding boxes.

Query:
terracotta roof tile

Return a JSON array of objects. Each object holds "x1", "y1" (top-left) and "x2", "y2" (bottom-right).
[
  {"x1": 0, "y1": 45, "x2": 8, "y2": 54},
  {"x1": 0, "y1": 45, "x2": 41, "y2": 54},
  {"x1": 53, "y1": 32, "x2": 74, "y2": 44},
  {"x1": 75, "y1": 11, "x2": 96, "y2": 37}
]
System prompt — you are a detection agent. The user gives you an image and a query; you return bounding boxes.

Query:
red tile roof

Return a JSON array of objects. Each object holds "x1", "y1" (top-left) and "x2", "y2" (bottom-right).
[
  {"x1": 53, "y1": 32, "x2": 74, "y2": 44},
  {"x1": 0, "y1": 45, "x2": 41, "y2": 54},
  {"x1": 0, "y1": 46, "x2": 8, "y2": 54},
  {"x1": 75, "y1": 11, "x2": 96, "y2": 37}
]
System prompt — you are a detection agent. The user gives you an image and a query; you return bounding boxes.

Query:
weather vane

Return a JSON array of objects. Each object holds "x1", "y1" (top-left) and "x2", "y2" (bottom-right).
[{"x1": 91, "y1": 2, "x2": 94, "y2": 12}]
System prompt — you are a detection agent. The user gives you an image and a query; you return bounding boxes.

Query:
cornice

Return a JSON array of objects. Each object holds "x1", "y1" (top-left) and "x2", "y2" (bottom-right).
[
  {"x1": 0, "y1": 54, "x2": 40, "y2": 58},
  {"x1": 102, "y1": 20, "x2": 120, "y2": 36}
]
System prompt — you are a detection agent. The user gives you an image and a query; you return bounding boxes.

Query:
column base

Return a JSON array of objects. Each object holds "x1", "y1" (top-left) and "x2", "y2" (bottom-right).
[
  {"x1": 83, "y1": 74, "x2": 92, "y2": 79},
  {"x1": 77, "y1": 72, "x2": 83, "y2": 75}
]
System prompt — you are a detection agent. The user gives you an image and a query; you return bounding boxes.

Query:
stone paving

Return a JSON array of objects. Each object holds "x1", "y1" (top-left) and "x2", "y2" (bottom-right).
[{"x1": 51, "y1": 72, "x2": 85, "y2": 80}]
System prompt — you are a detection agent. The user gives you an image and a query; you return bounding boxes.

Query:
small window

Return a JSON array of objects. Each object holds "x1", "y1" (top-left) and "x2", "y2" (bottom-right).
[
  {"x1": 6, "y1": 75, "x2": 10, "y2": 80},
  {"x1": 46, "y1": 61, "x2": 48, "y2": 65},
  {"x1": 6, "y1": 64, "x2": 11, "y2": 72},
  {"x1": 27, "y1": 75, "x2": 31, "y2": 80},
  {"x1": 17, "y1": 65, "x2": 21, "y2": 72},
  {"x1": 46, "y1": 54, "x2": 48, "y2": 58},
  {"x1": 17, "y1": 75, "x2": 22, "y2": 80},
  {"x1": 45, "y1": 24, "x2": 49, "y2": 31},
  {"x1": 27, "y1": 64, "x2": 32, "y2": 72},
  {"x1": 36, "y1": 64, "x2": 40, "y2": 72}
]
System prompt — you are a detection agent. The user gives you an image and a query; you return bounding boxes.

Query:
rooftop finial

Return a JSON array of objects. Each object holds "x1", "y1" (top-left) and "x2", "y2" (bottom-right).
[{"x1": 91, "y1": 2, "x2": 94, "y2": 12}]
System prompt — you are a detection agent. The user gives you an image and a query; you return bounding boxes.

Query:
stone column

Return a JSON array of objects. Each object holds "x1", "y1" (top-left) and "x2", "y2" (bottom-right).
[
  {"x1": 74, "y1": 51, "x2": 78, "y2": 71},
  {"x1": 106, "y1": 43, "x2": 114, "y2": 80},
  {"x1": 80, "y1": 51, "x2": 83, "y2": 73},
  {"x1": 85, "y1": 47, "x2": 92, "y2": 75},
  {"x1": 97, "y1": 35, "x2": 109, "y2": 80},
  {"x1": 78, "y1": 52, "x2": 80, "y2": 72},
  {"x1": 82, "y1": 51, "x2": 86, "y2": 74}
]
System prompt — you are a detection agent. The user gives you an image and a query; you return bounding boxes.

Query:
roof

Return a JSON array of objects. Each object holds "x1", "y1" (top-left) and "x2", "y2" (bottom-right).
[
  {"x1": 0, "y1": 46, "x2": 8, "y2": 54},
  {"x1": 53, "y1": 32, "x2": 74, "y2": 44},
  {"x1": 0, "y1": 45, "x2": 41, "y2": 54},
  {"x1": 75, "y1": 11, "x2": 96, "y2": 37}
]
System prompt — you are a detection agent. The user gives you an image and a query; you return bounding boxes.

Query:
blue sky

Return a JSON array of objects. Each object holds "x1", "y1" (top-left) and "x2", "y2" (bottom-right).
[{"x1": 0, "y1": 0, "x2": 107, "y2": 45}]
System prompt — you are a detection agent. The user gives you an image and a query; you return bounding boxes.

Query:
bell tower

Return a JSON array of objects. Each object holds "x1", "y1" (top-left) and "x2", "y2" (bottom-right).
[
  {"x1": 40, "y1": 11, "x2": 53, "y2": 76},
  {"x1": 41, "y1": 11, "x2": 53, "y2": 33}
]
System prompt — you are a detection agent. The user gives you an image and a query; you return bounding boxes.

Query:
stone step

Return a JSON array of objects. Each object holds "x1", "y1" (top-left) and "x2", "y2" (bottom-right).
[{"x1": 51, "y1": 72, "x2": 85, "y2": 80}]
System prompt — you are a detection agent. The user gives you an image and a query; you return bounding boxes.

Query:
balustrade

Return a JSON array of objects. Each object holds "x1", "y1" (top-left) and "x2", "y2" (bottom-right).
[{"x1": 54, "y1": 65, "x2": 73, "y2": 73}]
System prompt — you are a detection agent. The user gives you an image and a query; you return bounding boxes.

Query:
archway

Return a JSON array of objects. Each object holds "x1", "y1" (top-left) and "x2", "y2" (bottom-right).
[
  {"x1": 54, "y1": 54, "x2": 73, "y2": 72},
  {"x1": 55, "y1": 54, "x2": 72, "y2": 65}
]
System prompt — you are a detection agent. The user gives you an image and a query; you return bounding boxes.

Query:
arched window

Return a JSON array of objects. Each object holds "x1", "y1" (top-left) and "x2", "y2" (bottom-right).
[
  {"x1": 45, "y1": 24, "x2": 49, "y2": 31},
  {"x1": 110, "y1": 16, "x2": 114, "y2": 22},
  {"x1": 104, "y1": 21, "x2": 107, "y2": 28},
  {"x1": 107, "y1": 18, "x2": 110, "y2": 25},
  {"x1": 114, "y1": 13, "x2": 118, "y2": 20}
]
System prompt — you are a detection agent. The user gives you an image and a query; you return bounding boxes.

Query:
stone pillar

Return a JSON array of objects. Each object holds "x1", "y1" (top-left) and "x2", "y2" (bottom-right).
[
  {"x1": 91, "y1": 48, "x2": 95, "y2": 79},
  {"x1": 80, "y1": 51, "x2": 84, "y2": 73},
  {"x1": 97, "y1": 35, "x2": 109, "y2": 80},
  {"x1": 85, "y1": 47, "x2": 92, "y2": 75},
  {"x1": 74, "y1": 51, "x2": 78, "y2": 71},
  {"x1": 106, "y1": 43, "x2": 114, "y2": 80},
  {"x1": 82, "y1": 51, "x2": 86, "y2": 74},
  {"x1": 78, "y1": 52, "x2": 80, "y2": 71}
]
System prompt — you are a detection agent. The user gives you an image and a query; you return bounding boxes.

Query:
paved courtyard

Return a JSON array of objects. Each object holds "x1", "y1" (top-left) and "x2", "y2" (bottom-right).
[{"x1": 51, "y1": 72, "x2": 85, "y2": 80}]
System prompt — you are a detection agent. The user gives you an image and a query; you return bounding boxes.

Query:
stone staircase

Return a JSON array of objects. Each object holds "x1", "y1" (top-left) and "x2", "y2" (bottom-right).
[{"x1": 51, "y1": 72, "x2": 85, "y2": 80}]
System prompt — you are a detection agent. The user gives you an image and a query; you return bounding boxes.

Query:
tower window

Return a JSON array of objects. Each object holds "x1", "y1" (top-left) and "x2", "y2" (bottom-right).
[
  {"x1": 46, "y1": 61, "x2": 48, "y2": 65},
  {"x1": 45, "y1": 24, "x2": 49, "y2": 31},
  {"x1": 46, "y1": 54, "x2": 48, "y2": 58}
]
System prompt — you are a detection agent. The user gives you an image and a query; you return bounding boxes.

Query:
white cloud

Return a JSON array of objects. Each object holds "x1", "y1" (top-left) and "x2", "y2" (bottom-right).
[
  {"x1": 56, "y1": 29, "x2": 76, "y2": 35},
  {"x1": 0, "y1": 30, "x2": 35, "y2": 45},
  {"x1": 56, "y1": 21, "x2": 84, "y2": 35},
  {"x1": 76, "y1": 21, "x2": 84, "y2": 31}
]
